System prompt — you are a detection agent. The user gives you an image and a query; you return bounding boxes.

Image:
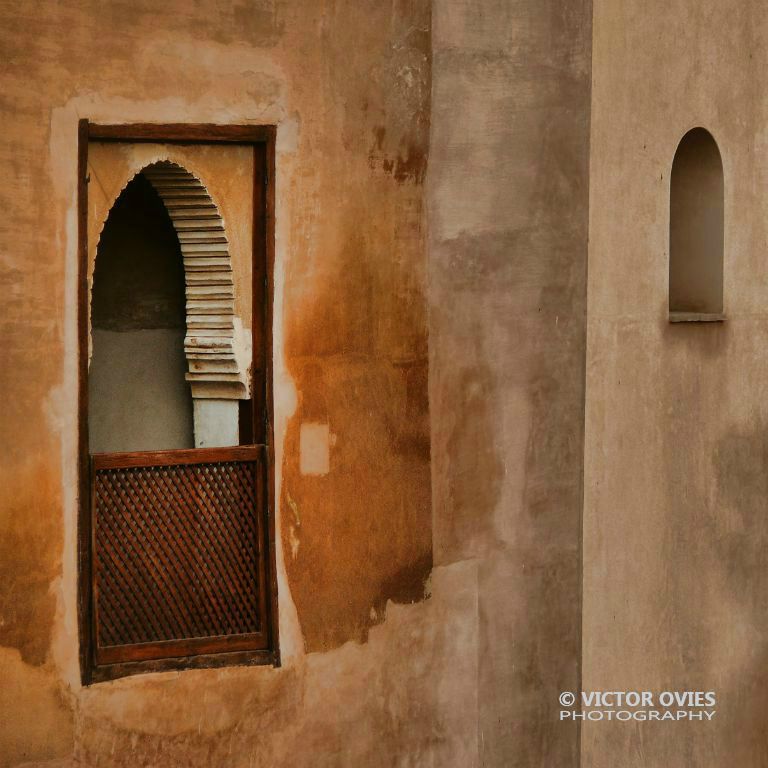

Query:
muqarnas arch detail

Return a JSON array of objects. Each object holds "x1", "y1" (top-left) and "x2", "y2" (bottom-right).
[{"x1": 140, "y1": 160, "x2": 247, "y2": 401}]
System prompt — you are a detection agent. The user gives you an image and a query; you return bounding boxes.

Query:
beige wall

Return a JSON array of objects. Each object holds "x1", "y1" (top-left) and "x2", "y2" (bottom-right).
[
  {"x1": 584, "y1": 1, "x2": 768, "y2": 765},
  {"x1": 7, "y1": 0, "x2": 764, "y2": 765},
  {"x1": 429, "y1": 1, "x2": 592, "y2": 765},
  {"x1": 0, "y1": 0, "x2": 593, "y2": 761}
]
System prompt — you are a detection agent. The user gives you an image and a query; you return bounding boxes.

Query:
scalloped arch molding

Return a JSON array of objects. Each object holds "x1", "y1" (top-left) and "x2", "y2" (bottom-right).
[{"x1": 139, "y1": 160, "x2": 247, "y2": 400}]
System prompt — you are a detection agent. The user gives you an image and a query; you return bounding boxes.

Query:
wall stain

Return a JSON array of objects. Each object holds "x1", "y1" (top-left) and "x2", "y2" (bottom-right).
[
  {"x1": 0, "y1": 0, "x2": 440, "y2": 763},
  {"x1": 369, "y1": 135, "x2": 428, "y2": 185},
  {"x1": 712, "y1": 425, "x2": 768, "y2": 766},
  {"x1": 444, "y1": 365, "x2": 504, "y2": 558},
  {"x1": 651, "y1": 353, "x2": 765, "y2": 765},
  {"x1": 0, "y1": 461, "x2": 61, "y2": 666},
  {"x1": 276, "y1": 0, "x2": 433, "y2": 653},
  {"x1": 0, "y1": 647, "x2": 74, "y2": 768}
]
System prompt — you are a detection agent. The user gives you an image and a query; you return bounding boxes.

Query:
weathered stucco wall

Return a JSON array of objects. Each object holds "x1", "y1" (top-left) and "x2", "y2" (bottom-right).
[
  {"x1": 584, "y1": 1, "x2": 768, "y2": 765},
  {"x1": 0, "y1": 2, "x2": 455, "y2": 766},
  {"x1": 429, "y1": 1, "x2": 592, "y2": 765}
]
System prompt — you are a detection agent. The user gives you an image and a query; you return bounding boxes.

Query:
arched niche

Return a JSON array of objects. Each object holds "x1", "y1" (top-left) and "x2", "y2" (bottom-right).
[
  {"x1": 669, "y1": 127, "x2": 724, "y2": 317},
  {"x1": 89, "y1": 160, "x2": 249, "y2": 450}
]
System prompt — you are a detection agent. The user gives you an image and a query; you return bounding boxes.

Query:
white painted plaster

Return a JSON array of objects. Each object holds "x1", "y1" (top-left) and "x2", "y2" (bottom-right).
[
  {"x1": 299, "y1": 422, "x2": 330, "y2": 476},
  {"x1": 193, "y1": 399, "x2": 239, "y2": 448}
]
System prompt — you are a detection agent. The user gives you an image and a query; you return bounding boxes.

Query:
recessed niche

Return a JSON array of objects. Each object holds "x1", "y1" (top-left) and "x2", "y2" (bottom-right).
[{"x1": 669, "y1": 127, "x2": 724, "y2": 321}]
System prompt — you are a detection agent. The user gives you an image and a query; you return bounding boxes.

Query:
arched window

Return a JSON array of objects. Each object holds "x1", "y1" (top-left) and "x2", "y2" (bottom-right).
[
  {"x1": 669, "y1": 127, "x2": 724, "y2": 319},
  {"x1": 79, "y1": 127, "x2": 277, "y2": 684},
  {"x1": 89, "y1": 161, "x2": 248, "y2": 452}
]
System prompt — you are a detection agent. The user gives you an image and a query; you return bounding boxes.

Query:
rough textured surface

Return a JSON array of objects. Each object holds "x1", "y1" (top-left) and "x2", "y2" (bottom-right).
[
  {"x1": 0, "y1": 0, "x2": 594, "y2": 764},
  {"x1": 0, "y1": 1, "x2": 439, "y2": 765},
  {"x1": 429, "y1": 1, "x2": 592, "y2": 765},
  {"x1": 14, "y1": 0, "x2": 767, "y2": 765},
  {"x1": 583, "y1": 1, "x2": 768, "y2": 765},
  {"x1": 277, "y1": 0, "x2": 433, "y2": 652},
  {"x1": 0, "y1": 648, "x2": 74, "y2": 767}
]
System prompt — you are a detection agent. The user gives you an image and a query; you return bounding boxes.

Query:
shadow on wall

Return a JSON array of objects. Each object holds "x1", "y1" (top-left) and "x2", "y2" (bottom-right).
[
  {"x1": 657, "y1": 332, "x2": 768, "y2": 765},
  {"x1": 712, "y1": 425, "x2": 768, "y2": 765}
]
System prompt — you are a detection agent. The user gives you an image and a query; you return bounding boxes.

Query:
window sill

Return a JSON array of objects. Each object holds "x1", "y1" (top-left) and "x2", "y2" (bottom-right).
[{"x1": 668, "y1": 312, "x2": 725, "y2": 323}]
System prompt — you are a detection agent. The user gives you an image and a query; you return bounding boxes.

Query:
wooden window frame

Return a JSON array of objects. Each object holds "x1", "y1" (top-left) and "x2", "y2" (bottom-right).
[{"x1": 77, "y1": 121, "x2": 279, "y2": 683}]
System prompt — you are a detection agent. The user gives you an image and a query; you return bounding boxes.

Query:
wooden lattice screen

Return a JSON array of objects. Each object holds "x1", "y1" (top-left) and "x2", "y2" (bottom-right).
[{"x1": 91, "y1": 446, "x2": 269, "y2": 666}]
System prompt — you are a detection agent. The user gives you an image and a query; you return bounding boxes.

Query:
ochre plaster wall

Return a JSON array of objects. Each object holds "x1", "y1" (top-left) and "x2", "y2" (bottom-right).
[
  {"x1": 0, "y1": 2, "x2": 454, "y2": 766},
  {"x1": 584, "y1": 1, "x2": 768, "y2": 765},
  {"x1": 429, "y1": 1, "x2": 592, "y2": 766}
]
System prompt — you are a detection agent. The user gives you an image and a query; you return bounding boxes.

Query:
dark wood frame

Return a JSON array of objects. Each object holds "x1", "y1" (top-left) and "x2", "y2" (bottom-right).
[{"x1": 77, "y1": 121, "x2": 278, "y2": 683}]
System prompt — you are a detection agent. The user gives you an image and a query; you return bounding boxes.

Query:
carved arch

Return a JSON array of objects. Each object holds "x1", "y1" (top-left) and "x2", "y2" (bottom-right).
[{"x1": 138, "y1": 161, "x2": 247, "y2": 399}]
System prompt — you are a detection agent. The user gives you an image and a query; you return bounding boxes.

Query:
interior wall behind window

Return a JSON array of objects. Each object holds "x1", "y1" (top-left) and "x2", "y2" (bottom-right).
[{"x1": 88, "y1": 173, "x2": 194, "y2": 453}]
